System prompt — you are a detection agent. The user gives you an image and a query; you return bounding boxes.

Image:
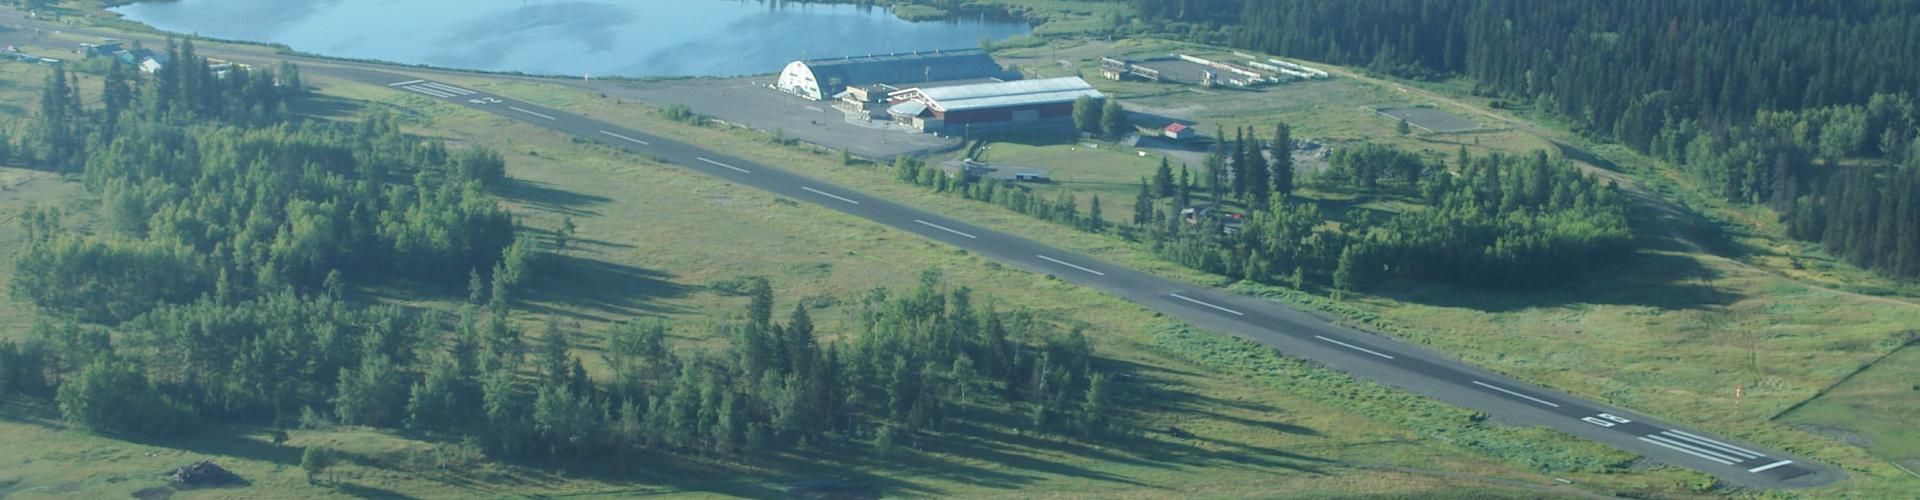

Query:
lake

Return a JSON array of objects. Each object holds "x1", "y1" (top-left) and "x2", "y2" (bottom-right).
[{"x1": 109, "y1": 0, "x2": 1032, "y2": 78}]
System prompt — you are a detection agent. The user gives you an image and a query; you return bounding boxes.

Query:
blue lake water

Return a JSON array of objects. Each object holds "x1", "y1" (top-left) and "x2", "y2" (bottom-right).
[{"x1": 110, "y1": 0, "x2": 1031, "y2": 77}]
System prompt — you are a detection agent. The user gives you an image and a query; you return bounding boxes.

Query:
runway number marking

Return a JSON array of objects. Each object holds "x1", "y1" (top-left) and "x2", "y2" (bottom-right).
[
  {"x1": 1471, "y1": 380, "x2": 1561, "y2": 408},
  {"x1": 1169, "y1": 293, "x2": 1244, "y2": 316},
  {"x1": 469, "y1": 97, "x2": 502, "y2": 105},
  {"x1": 1584, "y1": 412, "x2": 1632, "y2": 427},
  {"x1": 1036, "y1": 255, "x2": 1105, "y2": 276},
  {"x1": 914, "y1": 219, "x2": 978, "y2": 239},
  {"x1": 388, "y1": 80, "x2": 425, "y2": 87},
  {"x1": 1313, "y1": 335, "x2": 1395, "y2": 359},
  {"x1": 801, "y1": 186, "x2": 861, "y2": 205}
]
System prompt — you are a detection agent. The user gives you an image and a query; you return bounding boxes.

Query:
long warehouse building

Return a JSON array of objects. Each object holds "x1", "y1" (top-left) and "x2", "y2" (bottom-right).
[
  {"x1": 886, "y1": 77, "x2": 1105, "y2": 134},
  {"x1": 776, "y1": 48, "x2": 1009, "y2": 101}
]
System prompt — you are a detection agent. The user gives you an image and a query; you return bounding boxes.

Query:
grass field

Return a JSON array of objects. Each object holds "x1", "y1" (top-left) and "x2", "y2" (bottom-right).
[
  {"x1": 458, "y1": 46, "x2": 1920, "y2": 496},
  {"x1": 0, "y1": 59, "x2": 1630, "y2": 498},
  {"x1": 1777, "y1": 342, "x2": 1920, "y2": 477}
]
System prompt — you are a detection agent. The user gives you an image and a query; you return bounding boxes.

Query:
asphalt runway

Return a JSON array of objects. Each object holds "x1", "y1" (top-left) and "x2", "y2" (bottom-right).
[{"x1": 0, "y1": 8, "x2": 1841, "y2": 490}]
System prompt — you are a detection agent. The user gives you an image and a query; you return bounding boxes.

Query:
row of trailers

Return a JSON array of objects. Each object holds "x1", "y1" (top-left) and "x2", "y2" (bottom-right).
[{"x1": 1100, "y1": 54, "x2": 1328, "y2": 88}]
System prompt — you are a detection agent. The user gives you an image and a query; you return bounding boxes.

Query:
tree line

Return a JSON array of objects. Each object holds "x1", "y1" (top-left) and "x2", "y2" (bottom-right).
[
  {"x1": 10, "y1": 40, "x2": 516, "y2": 323},
  {"x1": 894, "y1": 121, "x2": 1630, "y2": 292},
  {"x1": 1119, "y1": 0, "x2": 1920, "y2": 280},
  {"x1": 1142, "y1": 143, "x2": 1631, "y2": 293}
]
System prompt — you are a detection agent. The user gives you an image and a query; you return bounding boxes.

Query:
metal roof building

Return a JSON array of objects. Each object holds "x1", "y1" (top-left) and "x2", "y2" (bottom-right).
[
  {"x1": 886, "y1": 77, "x2": 1106, "y2": 135},
  {"x1": 776, "y1": 48, "x2": 1007, "y2": 101}
]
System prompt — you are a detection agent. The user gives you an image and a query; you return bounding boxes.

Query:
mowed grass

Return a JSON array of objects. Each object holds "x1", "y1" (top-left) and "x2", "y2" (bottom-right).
[
  {"x1": 1778, "y1": 344, "x2": 1920, "y2": 481},
  {"x1": 972, "y1": 133, "x2": 1169, "y2": 225},
  {"x1": 460, "y1": 50, "x2": 1920, "y2": 496},
  {"x1": 0, "y1": 63, "x2": 1590, "y2": 498}
]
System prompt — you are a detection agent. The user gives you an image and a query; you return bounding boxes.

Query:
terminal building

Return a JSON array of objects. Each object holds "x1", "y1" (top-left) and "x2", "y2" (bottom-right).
[
  {"x1": 885, "y1": 77, "x2": 1104, "y2": 135},
  {"x1": 776, "y1": 48, "x2": 1008, "y2": 101}
]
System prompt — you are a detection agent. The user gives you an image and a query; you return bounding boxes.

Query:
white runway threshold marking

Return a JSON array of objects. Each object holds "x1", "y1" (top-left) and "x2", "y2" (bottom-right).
[
  {"x1": 801, "y1": 187, "x2": 860, "y2": 205},
  {"x1": 509, "y1": 106, "x2": 556, "y2": 120},
  {"x1": 1662, "y1": 429, "x2": 1764, "y2": 459},
  {"x1": 1471, "y1": 380, "x2": 1561, "y2": 408},
  {"x1": 400, "y1": 85, "x2": 455, "y2": 98},
  {"x1": 388, "y1": 79, "x2": 425, "y2": 87},
  {"x1": 1313, "y1": 335, "x2": 1395, "y2": 359},
  {"x1": 1036, "y1": 255, "x2": 1105, "y2": 276},
  {"x1": 419, "y1": 81, "x2": 475, "y2": 95},
  {"x1": 599, "y1": 130, "x2": 651, "y2": 146},
  {"x1": 1639, "y1": 435, "x2": 1736, "y2": 465},
  {"x1": 696, "y1": 157, "x2": 749, "y2": 173},
  {"x1": 914, "y1": 219, "x2": 977, "y2": 239},
  {"x1": 1748, "y1": 460, "x2": 1794, "y2": 473},
  {"x1": 1169, "y1": 293, "x2": 1244, "y2": 316}
]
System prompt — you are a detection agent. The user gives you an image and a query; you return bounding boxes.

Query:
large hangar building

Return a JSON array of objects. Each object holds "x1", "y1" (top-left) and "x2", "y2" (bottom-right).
[
  {"x1": 776, "y1": 48, "x2": 1008, "y2": 101},
  {"x1": 886, "y1": 77, "x2": 1104, "y2": 134}
]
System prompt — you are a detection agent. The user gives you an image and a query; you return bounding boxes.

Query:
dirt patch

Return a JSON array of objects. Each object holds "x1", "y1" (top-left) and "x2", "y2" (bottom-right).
[
  {"x1": 1789, "y1": 423, "x2": 1877, "y2": 448},
  {"x1": 1376, "y1": 106, "x2": 1478, "y2": 133}
]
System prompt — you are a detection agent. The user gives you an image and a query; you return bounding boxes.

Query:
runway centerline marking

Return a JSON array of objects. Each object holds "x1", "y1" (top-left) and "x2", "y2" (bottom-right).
[
  {"x1": 508, "y1": 106, "x2": 556, "y2": 120},
  {"x1": 388, "y1": 79, "x2": 425, "y2": 87},
  {"x1": 1471, "y1": 380, "x2": 1561, "y2": 408},
  {"x1": 696, "y1": 157, "x2": 750, "y2": 173},
  {"x1": 1169, "y1": 293, "x2": 1244, "y2": 316},
  {"x1": 1748, "y1": 460, "x2": 1794, "y2": 473},
  {"x1": 1036, "y1": 255, "x2": 1105, "y2": 276},
  {"x1": 915, "y1": 219, "x2": 977, "y2": 239},
  {"x1": 600, "y1": 130, "x2": 651, "y2": 146},
  {"x1": 1314, "y1": 335, "x2": 1395, "y2": 359},
  {"x1": 1639, "y1": 436, "x2": 1736, "y2": 465},
  {"x1": 802, "y1": 186, "x2": 860, "y2": 205}
]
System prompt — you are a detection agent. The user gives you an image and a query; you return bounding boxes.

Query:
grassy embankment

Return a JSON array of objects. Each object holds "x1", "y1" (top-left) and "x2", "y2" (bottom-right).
[{"x1": 0, "y1": 57, "x2": 1613, "y2": 497}]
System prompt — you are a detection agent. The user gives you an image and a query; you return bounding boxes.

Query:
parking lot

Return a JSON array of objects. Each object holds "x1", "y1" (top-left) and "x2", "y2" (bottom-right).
[{"x1": 589, "y1": 77, "x2": 960, "y2": 159}]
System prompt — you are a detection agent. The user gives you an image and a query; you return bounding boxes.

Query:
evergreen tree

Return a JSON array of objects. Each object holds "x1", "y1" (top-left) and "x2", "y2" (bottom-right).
[{"x1": 1272, "y1": 123, "x2": 1295, "y2": 196}]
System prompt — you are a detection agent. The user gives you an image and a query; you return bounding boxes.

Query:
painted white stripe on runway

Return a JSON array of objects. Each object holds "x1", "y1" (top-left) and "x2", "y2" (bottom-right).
[
  {"x1": 388, "y1": 79, "x2": 425, "y2": 87},
  {"x1": 509, "y1": 106, "x2": 556, "y2": 120},
  {"x1": 420, "y1": 81, "x2": 476, "y2": 95},
  {"x1": 915, "y1": 219, "x2": 977, "y2": 239},
  {"x1": 600, "y1": 130, "x2": 651, "y2": 146},
  {"x1": 1747, "y1": 460, "x2": 1794, "y2": 473},
  {"x1": 1643, "y1": 434, "x2": 1742, "y2": 464},
  {"x1": 1471, "y1": 380, "x2": 1561, "y2": 408},
  {"x1": 400, "y1": 85, "x2": 456, "y2": 98},
  {"x1": 696, "y1": 157, "x2": 749, "y2": 173},
  {"x1": 802, "y1": 186, "x2": 860, "y2": 205},
  {"x1": 1036, "y1": 254, "x2": 1105, "y2": 276},
  {"x1": 1639, "y1": 436, "x2": 1736, "y2": 465},
  {"x1": 1663, "y1": 429, "x2": 1764, "y2": 459},
  {"x1": 1314, "y1": 335, "x2": 1395, "y2": 359},
  {"x1": 1169, "y1": 293, "x2": 1244, "y2": 316}
]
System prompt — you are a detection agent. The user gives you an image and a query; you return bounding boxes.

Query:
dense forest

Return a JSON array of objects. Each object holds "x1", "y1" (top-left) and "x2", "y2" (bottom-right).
[
  {"x1": 1120, "y1": 0, "x2": 1920, "y2": 279},
  {"x1": 0, "y1": 42, "x2": 1122, "y2": 458}
]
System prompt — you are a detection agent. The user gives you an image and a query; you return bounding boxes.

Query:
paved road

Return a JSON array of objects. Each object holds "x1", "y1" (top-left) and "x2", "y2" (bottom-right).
[{"x1": 4, "y1": 9, "x2": 1839, "y2": 490}]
